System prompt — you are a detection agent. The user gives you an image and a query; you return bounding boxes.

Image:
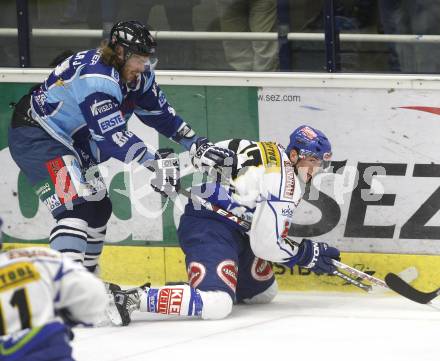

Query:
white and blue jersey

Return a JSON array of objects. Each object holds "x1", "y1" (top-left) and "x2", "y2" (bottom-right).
[
  {"x1": 30, "y1": 48, "x2": 191, "y2": 165},
  {"x1": 185, "y1": 139, "x2": 305, "y2": 265},
  {"x1": 0, "y1": 247, "x2": 107, "y2": 360}
]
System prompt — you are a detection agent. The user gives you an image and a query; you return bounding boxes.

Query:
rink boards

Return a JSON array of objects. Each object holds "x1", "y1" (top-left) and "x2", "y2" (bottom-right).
[
  {"x1": 1, "y1": 71, "x2": 440, "y2": 293},
  {"x1": 5, "y1": 243, "x2": 440, "y2": 293},
  {"x1": 100, "y1": 246, "x2": 440, "y2": 292}
]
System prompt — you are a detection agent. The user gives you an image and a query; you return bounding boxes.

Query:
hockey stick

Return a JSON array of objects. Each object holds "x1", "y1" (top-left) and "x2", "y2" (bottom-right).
[
  {"x1": 385, "y1": 273, "x2": 440, "y2": 304},
  {"x1": 177, "y1": 187, "x2": 372, "y2": 292},
  {"x1": 178, "y1": 187, "x2": 251, "y2": 231},
  {"x1": 283, "y1": 236, "x2": 373, "y2": 292},
  {"x1": 332, "y1": 269, "x2": 372, "y2": 292},
  {"x1": 332, "y1": 260, "x2": 388, "y2": 289}
]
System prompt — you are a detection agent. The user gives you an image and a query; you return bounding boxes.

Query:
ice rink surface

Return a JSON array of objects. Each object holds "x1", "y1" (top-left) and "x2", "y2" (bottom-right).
[{"x1": 72, "y1": 292, "x2": 440, "y2": 361}]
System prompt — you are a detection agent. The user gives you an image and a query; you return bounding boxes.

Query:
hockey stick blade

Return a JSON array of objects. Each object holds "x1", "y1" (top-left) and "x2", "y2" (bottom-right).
[{"x1": 385, "y1": 273, "x2": 440, "y2": 304}]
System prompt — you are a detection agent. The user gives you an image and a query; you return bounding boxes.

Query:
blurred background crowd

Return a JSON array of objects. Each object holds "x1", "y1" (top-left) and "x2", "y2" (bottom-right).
[{"x1": 1, "y1": 0, "x2": 440, "y2": 73}]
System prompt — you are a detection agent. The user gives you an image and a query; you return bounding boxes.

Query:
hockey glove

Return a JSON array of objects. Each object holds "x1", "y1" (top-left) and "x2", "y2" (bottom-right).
[
  {"x1": 296, "y1": 239, "x2": 340, "y2": 275},
  {"x1": 190, "y1": 137, "x2": 236, "y2": 174},
  {"x1": 145, "y1": 148, "x2": 180, "y2": 197}
]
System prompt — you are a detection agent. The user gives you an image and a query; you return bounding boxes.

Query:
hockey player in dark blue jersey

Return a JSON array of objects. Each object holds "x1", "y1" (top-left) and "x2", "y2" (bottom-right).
[{"x1": 8, "y1": 20, "x2": 233, "y2": 272}]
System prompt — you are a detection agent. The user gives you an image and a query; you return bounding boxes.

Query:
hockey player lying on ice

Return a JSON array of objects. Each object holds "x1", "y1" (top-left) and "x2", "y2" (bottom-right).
[{"x1": 109, "y1": 125, "x2": 341, "y2": 325}]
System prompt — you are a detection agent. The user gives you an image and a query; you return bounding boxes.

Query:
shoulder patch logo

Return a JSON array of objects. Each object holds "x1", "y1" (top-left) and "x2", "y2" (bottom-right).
[{"x1": 258, "y1": 142, "x2": 281, "y2": 172}]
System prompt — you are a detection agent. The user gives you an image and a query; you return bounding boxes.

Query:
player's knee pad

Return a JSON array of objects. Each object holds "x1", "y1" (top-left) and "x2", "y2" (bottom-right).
[
  {"x1": 54, "y1": 196, "x2": 112, "y2": 226},
  {"x1": 242, "y1": 280, "x2": 278, "y2": 305},
  {"x1": 50, "y1": 217, "x2": 88, "y2": 262},
  {"x1": 199, "y1": 290, "x2": 233, "y2": 320}
]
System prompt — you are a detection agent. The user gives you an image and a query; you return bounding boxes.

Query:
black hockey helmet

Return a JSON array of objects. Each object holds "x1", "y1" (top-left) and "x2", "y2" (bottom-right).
[{"x1": 109, "y1": 20, "x2": 157, "y2": 58}]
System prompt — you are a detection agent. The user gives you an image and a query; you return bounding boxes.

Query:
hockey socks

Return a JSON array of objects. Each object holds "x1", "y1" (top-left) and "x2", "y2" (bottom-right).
[
  {"x1": 139, "y1": 285, "x2": 204, "y2": 317},
  {"x1": 49, "y1": 218, "x2": 87, "y2": 263},
  {"x1": 84, "y1": 224, "x2": 106, "y2": 273}
]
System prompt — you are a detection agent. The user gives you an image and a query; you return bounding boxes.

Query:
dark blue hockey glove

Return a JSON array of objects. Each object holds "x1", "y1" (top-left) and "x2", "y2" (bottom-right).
[
  {"x1": 296, "y1": 239, "x2": 341, "y2": 275},
  {"x1": 189, "y1": 137, "x2": 236, "y2": 174}
]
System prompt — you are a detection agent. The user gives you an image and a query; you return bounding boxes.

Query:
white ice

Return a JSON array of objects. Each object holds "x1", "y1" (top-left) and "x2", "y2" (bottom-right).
[{"x1": 72, "y1": 292, "x2": 440, "y2": 361}]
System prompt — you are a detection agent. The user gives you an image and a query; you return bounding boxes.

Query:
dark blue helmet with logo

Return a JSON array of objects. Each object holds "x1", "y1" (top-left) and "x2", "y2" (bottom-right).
[{"x1": 286, "y1": 125, "x2": 332, "y2": 168}]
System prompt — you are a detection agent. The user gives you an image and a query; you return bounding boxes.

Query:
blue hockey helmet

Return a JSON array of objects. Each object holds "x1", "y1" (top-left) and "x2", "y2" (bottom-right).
[{"x1": 286, "y1": 125, "x2": 332, "y2": 168}]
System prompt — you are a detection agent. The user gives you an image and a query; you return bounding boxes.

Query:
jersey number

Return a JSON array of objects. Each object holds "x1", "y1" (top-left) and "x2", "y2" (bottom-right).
[
  {"x1": 241, "y1": 144, "x2": 263, "y2": 168},
  {"x1": 0, "y1": 288, "x2": 32, "y2": 336}
]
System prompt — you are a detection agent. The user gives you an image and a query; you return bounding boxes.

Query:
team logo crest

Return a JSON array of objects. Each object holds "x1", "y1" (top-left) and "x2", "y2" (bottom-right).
[
  {"x1": 300, "y1": 126, "x2": 317, "y2": 140},
  {"x1": 217, "y1": 260, "x2": 238, "y2": 292},
  {"x1": 188, "y1": 262, "x2": 206, "y2": 288},
  {"x1": 251, "y1": 258, "x2": 274, "y2": 281}
]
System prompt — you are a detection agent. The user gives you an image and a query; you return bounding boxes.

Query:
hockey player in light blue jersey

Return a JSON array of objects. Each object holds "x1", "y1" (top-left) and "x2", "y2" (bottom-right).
[
  {"x1": 8, "y1": 20, "x2": 233, "y2": 272},
  {"x1": 108, "y1": 125, "x2": 341, "y2": 325},
  {"x1": 0, "y1": 219, "x2": 108, "y2": 361}
]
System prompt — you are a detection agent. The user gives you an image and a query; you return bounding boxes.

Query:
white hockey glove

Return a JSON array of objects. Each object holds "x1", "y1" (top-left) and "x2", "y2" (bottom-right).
[
  {"x1": 145, "y1": 148, "x2": 180, "y2": 197},
  {"x1": 190, "y1": 137, "x2": 236, "y2": 175}
]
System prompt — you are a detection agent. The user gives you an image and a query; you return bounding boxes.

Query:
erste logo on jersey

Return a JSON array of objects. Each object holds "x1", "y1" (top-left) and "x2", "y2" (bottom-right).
[
  {"x1": 97, "y1": 112, "x2": 125, "y2": 134},
  {"x1": 188, "y1": 262, "x2": 206, "y2": 288},
  {"x1": 217, "y1": 260, "x2": 238, "y2": 292},
  {"x1": 251, "y1": 258, "x2": 274, "y2": 282}
]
